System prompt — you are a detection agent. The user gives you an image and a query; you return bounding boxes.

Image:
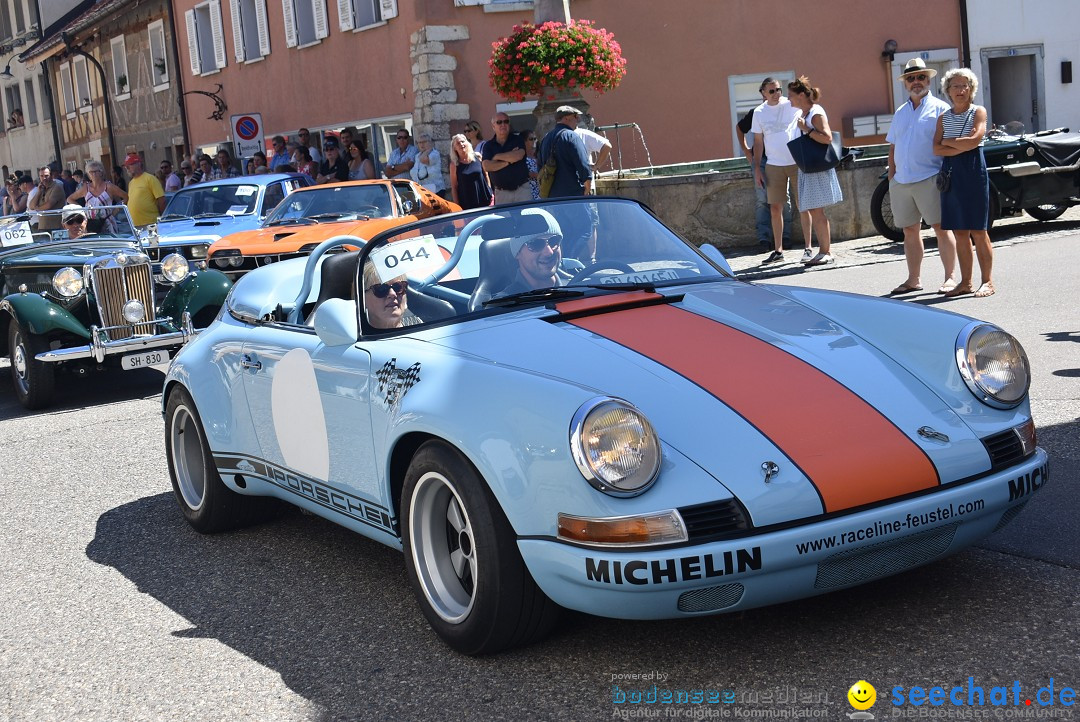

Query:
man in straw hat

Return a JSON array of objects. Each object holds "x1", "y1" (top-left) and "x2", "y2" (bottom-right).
[{"x1": 885, "y1": 58, "x2": 958, "y2": 295}]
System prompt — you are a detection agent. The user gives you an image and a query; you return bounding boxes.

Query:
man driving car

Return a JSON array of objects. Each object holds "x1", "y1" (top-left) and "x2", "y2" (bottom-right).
[{"x1": 498, "y1": 209, "x2": 572, "y2": 296}]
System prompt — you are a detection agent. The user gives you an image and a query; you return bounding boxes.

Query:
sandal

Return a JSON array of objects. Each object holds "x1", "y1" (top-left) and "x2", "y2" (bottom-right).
[
  {"x1": 974, "y1": 283, "x2": 995, "y2": 298},
  {"x1": 937, "y1": 281, "x2": 958, "y2": 294},
  {"x1": 943, "y1": 283, "x2": 974, "y2": 298},
  {"x1": 889, "y1": 283, "x2": 923, "y2": 295}
]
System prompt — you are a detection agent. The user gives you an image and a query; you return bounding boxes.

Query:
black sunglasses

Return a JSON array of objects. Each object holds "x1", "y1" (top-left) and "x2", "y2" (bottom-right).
[
  {"x1": 524, "y1": 235, "x2": 561, "y2": 253},
  {"x1": 368, "y1": 280, "x2": 408, "y2": 298},
  {"x1": 493, "y1": 119, "x2": 510, "y2": 125},
  {"x1": 64, "y1": 216, "x2": 86, "y2": 225},
  {"x1": 765, "y1": 88, "x2": 781, "y2": 95},
  {"x1": 905, "y1": 73, "x2": 929, "y2": 82}
]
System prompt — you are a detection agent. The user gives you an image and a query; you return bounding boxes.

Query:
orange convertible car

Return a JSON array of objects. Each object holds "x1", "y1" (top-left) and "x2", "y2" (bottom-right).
[{"x1": 207, "y1": 179, "x2": 460, "y2": 278}]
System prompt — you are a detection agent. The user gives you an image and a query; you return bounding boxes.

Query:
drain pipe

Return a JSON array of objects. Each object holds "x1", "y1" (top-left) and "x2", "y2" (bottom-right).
[
  {"x1": 164, "y1": 0, "x2": 191, "y2": 155},
  {"x1": 61, "y1": 32, "x2": 118, "y2": 165},
  {"x1": 959, "y1": 0, "x2": 971, "y2": 68}
]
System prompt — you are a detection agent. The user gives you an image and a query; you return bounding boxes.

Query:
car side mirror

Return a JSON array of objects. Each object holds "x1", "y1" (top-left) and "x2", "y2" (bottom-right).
[
  {"x1": 400, "y1": 199, "x2": 414, "y2": 215},
  {"x1": 700, "y1": 244, "x2": 734, "y2": 275},
  {"x1": 313, "y1": 298, "x2": 358, "y2": 346}
]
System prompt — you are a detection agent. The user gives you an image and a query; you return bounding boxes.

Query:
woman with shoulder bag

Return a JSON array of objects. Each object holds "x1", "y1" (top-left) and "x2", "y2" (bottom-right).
[
  {"x1": 934, "y1": 68, "x2": 993, "y2": 298},
  {"x1": 788, "y1": 76, "x2": 843, "y2": 267},
  {"x1": 448, "y1": 134, "x2": 492, "y2": 210}
]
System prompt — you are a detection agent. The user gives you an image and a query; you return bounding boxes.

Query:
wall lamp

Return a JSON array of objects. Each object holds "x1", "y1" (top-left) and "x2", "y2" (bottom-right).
[
  {"x1": 882, "y1": 39, "x2": 898, "y2": 62},
  {"x1": 0, "y1": 63, "x2": 12, "y2": 79}
]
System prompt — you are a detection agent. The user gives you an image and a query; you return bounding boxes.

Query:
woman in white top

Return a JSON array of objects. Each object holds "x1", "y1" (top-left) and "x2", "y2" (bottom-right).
[
  {"x1": 410, "y1": 133, "x2": 445, "y2": 195},
  {"x1": 66, "y1": 160, "x2": 128, "y2": 234},
  {"x1": 787, "y1": 75, "x2": 843, "y2": 267}
]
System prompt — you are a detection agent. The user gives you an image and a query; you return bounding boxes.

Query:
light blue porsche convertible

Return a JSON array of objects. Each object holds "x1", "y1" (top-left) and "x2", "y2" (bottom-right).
[{"x1": 163, "y1": 197, "x2": 1046, "y2": 654}]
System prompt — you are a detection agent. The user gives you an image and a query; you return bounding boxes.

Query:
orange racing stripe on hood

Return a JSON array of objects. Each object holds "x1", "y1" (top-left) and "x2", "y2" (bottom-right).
[{"x1": 566, "y1": 304, "x2": 939, "y2": 512}]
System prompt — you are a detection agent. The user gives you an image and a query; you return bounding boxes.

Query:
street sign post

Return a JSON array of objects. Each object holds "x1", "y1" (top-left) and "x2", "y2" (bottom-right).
[{"x1": 231, "y1": 113, "x2": 263, "y2": 160}]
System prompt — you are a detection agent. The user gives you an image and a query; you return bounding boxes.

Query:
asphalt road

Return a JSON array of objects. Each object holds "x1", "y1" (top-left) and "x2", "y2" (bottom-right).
[{"x1": 1, "y1": 225, "x2": 1077, "y2": 722}]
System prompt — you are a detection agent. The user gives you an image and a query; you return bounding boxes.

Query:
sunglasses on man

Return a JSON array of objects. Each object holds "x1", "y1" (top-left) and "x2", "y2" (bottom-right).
[
  {"x1": 64, "y1": 216, "x2": 86, "y2": 226},
  {"x1": 905, "y1": 73, "x2": 929, "y2": 82},
  {"x1": 367, "y1": 281, "x2": 408, "y2": 298},
  {"x1": 524, "y1": 235, "x2": 561, "y2": 253}
]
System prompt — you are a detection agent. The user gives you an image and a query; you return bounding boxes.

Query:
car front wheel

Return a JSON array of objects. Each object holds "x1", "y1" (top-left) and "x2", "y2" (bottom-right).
[
  {"x1": 8, "y1": 322, "x2": 55, "y2": 410},
  {"x1": 402, "y1": 440, "x2": 559, "y2": 655}
]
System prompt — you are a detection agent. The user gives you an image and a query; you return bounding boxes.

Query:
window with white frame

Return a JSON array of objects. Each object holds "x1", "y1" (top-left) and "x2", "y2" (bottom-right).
[
  {"x1": 22, "y1": 77, "x2": 36, "y2": 124},
  {"x1": 185, "y1": 1, "x2": 227, "y2": 76},
  {"x1": 148, "y1": 19, "x2": 171, "y2": 87},
  {"x1": 73, "y1": 55, "x2": 91, "y2": 112},
  {"x1": 337, "y1": 0, "x2": 395, "y2": 32},
  {"x1": 229, "y1": 0, "x2": 270, "y2": 62},
  {"x1": 59, "y1": 61, "x2": 75, "y2": 116},
  {"x1": 110, "y1": 35, "x2": 130, "y2": 96},
  {"x1": 12, "y1": 0, "x2": 24, "y2": 34},
  {"x1": 4, "y1": 84, "x2": 22, "y2": 128},
  {"x1": 281, "y1": 0, "x2": 327, "y2": 48}
]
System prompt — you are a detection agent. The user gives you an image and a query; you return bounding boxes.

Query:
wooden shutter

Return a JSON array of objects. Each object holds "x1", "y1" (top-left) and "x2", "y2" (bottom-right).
[
  {"x1": 312, "y1": 0, "x2": 328, "y2": 39},
  {"x1": 229, "y1": 0, "x2": 245, "y2": 62},
  {"x1": 255, "y1": 0, "x2": 271, "y2": 56},
  {"x1": 209, "y1": 0, "x2": 227, "y2": 69},
  {"x1": 185, "y1": 10, "x2": 202, "y2": 75},
  {"x1": 337, "y1": 0, "x2": 353, "y2": 32},
  {"x1": 378, "y1": 0, "x2": 396, "y2": 20},
  {"x1": 281, "y1": 0, "x2": 297, "y2": 47}
]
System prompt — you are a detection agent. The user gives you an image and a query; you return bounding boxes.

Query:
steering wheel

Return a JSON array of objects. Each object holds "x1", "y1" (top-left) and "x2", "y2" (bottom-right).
[
  {"x1": 353, "y1": 205, "x2": 383, "y2": 218},
  {"x1": 568, "y1": 261, "x2": 636, "y2": 285}
]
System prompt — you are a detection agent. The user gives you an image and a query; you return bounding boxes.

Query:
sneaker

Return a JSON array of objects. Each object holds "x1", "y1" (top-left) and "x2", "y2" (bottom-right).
[
  {"x1": 804, "y1": 253, "x2": 834, "y2": 267},
  {"x1": 762, "y1": 250, "x2": 784, "y2": 264},
  {"x1": 801, "y1": 248, "x2": 815, "y2": 263}
]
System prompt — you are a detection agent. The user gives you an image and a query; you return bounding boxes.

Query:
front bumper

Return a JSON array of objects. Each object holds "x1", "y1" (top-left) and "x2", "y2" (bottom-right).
[
  {"x1": 519, "y1": 448, "x2": 1048, "y2": 619},
  {"x1": 35, "y1": 313, "x2": 195, "y2": 364}
]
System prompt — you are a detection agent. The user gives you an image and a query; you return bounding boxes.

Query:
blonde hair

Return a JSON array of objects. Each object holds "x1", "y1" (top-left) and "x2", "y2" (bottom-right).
[
  {"x1": 450, "y1": 134, "x2": 476, "y2": 165},
  {"x1": 942, "y1": 67, "x2": 979, "y2": 99}
]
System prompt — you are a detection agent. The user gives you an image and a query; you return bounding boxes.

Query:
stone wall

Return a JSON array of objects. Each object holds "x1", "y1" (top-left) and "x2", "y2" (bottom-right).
[
  {"x1": 410, "y1": 25, "x2": 471, "y2": 191},
  {"x1": 594, "y1": 156, "x2": 890, "y2": 248}
]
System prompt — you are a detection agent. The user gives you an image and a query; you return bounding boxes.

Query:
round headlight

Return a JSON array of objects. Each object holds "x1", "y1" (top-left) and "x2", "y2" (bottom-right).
[
  {"x1": 160, "y1": 253, "x2": 190, "y2": 283},
  {"x1": 52, "y1": 267, "x2": 84, "y2": 298},
  {"x1": 571, "y1": 398, "x2": 661, "y2": 497},
  {"x1": 122, "y1": 299, "x2": 146, "y2": 324},
  {"x1": 956, "y1": 322, "x2": 1030, "y2": 408},
  {"x1": 229, "y1": 256, "x2": 244, "y2": 267},
  {"x1": 190, "y1": 244, "x2": 208, "y2": 259}
]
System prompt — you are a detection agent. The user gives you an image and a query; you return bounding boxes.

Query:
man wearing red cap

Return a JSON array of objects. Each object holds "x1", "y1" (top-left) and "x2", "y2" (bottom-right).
[{"x1": 124, "y1": 152, "x2": 165, "y2": 227}]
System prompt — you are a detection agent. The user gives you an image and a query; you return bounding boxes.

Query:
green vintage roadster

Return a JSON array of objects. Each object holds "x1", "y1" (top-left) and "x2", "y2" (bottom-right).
[{"x1": 0, "y1": 206, "x2": 231, "y2": 410}]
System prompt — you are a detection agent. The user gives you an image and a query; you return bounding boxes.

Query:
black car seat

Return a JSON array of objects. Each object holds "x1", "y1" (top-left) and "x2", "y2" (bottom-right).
[
  {"x1": 467, "y1": 237, "x2": 517, "y2": 312},
  {"x1": 407, "y1": 289, "x2": 456, "y2": 322},
  {"x1": 314, "y1": 250, "x2": 360, "y2": 308}
]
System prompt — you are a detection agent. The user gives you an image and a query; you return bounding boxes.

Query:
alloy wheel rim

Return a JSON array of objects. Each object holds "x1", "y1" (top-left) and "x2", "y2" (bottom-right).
[
  {"x1": 170, "y1": 404, "x2": 207, "y2": 511},
  {"x1": 410, "y1": 471, "x2": 477, "y2": 623}
]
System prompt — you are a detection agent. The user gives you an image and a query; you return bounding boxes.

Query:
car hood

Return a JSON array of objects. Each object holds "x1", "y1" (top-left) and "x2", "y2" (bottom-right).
[
  {"x1": 157, "y1": 214, "x2": 261, "y2": 245},
  {"x1": 211, "y1": 216, "x2": 413, "y2": 256},
  {"x1": 424, "y1": 283, "x2": 1004, "y2": 526},
  {"x1": 0, "y1": 239, "x2": 141, "y2": 268}
]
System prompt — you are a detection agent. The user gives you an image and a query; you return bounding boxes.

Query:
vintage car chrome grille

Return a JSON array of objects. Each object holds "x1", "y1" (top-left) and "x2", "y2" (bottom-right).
[
  {"x1": 678, "y1": 499, "x2": 751, "y2": 542},
  {"x1": 677, "y1": 583, "x2": 744, "y2": 613},
  {"x1": 92, "y1": 262, "x2": 157, "y2": 340},
  {"x1": 814, "y1": 523, "x2": 958, "y2": 590},
  {"x1": 981, "y1": 428, "x2": 1028, "y2": 471}
]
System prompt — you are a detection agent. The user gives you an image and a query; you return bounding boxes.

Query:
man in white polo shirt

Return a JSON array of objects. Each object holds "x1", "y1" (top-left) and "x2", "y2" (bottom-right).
[
  {"x1": 751, "y1": 77, "x2": 802, "y2": 264},
  {"x1": 886, "y1": 58, "x2": 958, "y2": 295}
]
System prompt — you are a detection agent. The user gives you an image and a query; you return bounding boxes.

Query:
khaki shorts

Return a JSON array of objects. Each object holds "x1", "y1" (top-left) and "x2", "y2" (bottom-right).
[
  {"x1": 765, "y1": 164, "x2": 799, "y2": 208},
  {"x1": 889, "y1": 176, "x2": 941, "y2": 228}
]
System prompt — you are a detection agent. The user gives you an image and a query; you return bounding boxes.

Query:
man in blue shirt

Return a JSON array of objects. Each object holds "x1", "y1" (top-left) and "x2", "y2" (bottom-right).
[
  {"x1": 384, "y1": 129, "x2": 418, "y2": 179},
  {"x1": 886, "y1": 58, "x2": 958, "y2": 295},
  {"x1": 539, "y1": 106, "x2": 595, "y2": 260},
  {"x1": 482, "y1": 113, "x2": 531, "y2": 204}
]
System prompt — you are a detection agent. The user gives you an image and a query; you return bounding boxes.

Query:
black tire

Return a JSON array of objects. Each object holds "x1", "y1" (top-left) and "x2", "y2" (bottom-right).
[
  {"x1": 870, "y1": 178, "x2": 904, "y2": 242},
  {"x1": 8, "y1": 321, "x2": 55, "y2": 410},
  {"x1": 165, "y1": 386, "x2": 285, "y2": 533},
  {"x1": 1026, "y1": 204, "x2": 1069, "y2": 222},
  {"x1": 401, "y1": 440, "x2": 560, "y2": 655}
]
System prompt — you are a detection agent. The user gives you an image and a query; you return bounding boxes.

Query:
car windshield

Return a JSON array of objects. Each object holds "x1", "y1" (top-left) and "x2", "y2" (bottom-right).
[
  {"x1": 0, "y1": 204, "x2": 138, "y2": 245},
  {"x1": 265, "y1": 184, "x2": 393, "y2": 226},
  {"x1": 352, "y1": 198, "x2": 728, "y2": 333},
  {"x1": 161, "y1": 184, "x2": 261, "y2": 219}
]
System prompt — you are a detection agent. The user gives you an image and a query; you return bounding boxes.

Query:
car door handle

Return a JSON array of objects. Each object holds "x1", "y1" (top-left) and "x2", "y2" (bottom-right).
[{"x1": 240, "y1": 354, "x2": 262, "y2": 371}]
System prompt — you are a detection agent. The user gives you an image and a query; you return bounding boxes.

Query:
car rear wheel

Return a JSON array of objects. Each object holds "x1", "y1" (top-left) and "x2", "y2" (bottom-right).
[
  {"x1": 1026, "y1": 204, "x2": 1069, "y2": 222},
  {"x1": 402, "y1": 440, "x2": 559, "y2": 655},
  {"x1": 165, "y1": 386, "x2": 285, "y2": 533},
  {"x1": 8, "y1": 322, "x2": 55, "y2": 410}
]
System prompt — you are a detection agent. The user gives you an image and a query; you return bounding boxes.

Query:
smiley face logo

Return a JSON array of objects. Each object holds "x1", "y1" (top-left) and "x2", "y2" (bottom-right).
[{"x1": 847, "y1": 680, "x2": 877, "y2": 710}]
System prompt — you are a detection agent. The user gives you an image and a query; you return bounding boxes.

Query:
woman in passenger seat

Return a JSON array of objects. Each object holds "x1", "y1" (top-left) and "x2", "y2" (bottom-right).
[{"x1": 362, "y1": 261, "x2": 422, "y2": 329}]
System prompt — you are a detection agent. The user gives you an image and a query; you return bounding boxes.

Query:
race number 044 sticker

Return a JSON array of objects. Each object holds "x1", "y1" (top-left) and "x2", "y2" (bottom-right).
[{"x1": 370, "y1": 236, "x2": 443, "y2": 282}]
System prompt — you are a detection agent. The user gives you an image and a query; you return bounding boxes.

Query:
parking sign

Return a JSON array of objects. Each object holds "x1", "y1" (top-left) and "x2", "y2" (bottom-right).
[{"x1": 232, "y1": 113, "x2": 263, "y2": 159}]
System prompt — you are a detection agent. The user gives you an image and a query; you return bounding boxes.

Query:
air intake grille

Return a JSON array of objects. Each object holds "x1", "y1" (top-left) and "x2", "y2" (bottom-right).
[
  {"x1": 981, "y1": 429, "x2": 1027, "y2": 471},
  {"x1": 93, "y1": 263, "x2": 156, "y2": 340},
  {"x1": 677, "y1": 583, "x2": 744, "y2": 613},
  {"x1": 678, "y1": 499, "x2": 751, "y2": 542},
  {"x1": 994, "y1": 501, "x2": 1028, "y2": 532},
  {"x1": 814, "y1": 523, "x2": 958, "y2": 589}
]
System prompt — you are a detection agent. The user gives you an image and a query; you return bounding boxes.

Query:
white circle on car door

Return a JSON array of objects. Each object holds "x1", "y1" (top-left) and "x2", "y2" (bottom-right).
[{"x1": 271, "y1": 347, "x2": 330, "y2": 481}]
